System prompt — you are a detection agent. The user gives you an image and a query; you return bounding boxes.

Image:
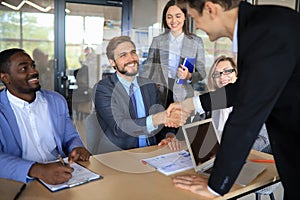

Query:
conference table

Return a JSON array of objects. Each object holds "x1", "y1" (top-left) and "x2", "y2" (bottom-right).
[{"x1": 1, "y1": 145, "x2": 280, "y2": 200}]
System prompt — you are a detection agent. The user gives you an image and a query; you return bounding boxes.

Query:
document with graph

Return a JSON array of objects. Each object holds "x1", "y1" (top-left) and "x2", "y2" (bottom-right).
[{"x1": 141, "y1": 150, "x2": 193, "y2": 176}]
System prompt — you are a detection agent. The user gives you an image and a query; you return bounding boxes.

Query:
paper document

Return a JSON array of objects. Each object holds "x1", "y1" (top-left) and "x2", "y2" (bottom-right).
[
  {"x1": 39, "y1": 159, "x2": 102, "y2": 192},
  {"x1": 141, "y1": 150, "x2": 193, "y2": 176}
]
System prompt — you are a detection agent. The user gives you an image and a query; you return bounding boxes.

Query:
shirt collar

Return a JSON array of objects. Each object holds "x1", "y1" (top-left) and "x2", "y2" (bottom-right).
[
  {"x1": 232, "y1": 19, "x2": 238, "y2": 54},
  {"x1": 116, "y1": 74, "x2": 138, "y2": 90},
  {"x1": 7, "y1": 90, "x2": 45, "y2": 108},
  {"x1": 169, "y1": 32, "x2": 184, "y2": 43}
]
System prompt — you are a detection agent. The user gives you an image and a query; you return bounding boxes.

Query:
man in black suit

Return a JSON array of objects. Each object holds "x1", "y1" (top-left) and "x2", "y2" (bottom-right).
[
  {"x1": 168, "y1": 0, "x2": 300, "y2": 199},
  {"x1": 94, "y1": 36, "x2": 187, "y2": 151}
]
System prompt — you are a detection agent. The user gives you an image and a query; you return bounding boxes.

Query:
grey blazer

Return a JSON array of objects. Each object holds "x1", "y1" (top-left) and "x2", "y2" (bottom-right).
[{"x1": 141, "y1": 32, "x2": 206, "y2": 106}]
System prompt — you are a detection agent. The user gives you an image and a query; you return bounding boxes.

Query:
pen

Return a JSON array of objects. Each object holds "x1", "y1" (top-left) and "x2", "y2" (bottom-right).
[
  {"x1": 58, "y1": 153, "x2": 66, "y2": 166},
  {"x1": 56, "y1": 146, "x2": 66, "y2": 166},
  {"x1": 250, "y1": 159, "x2": 275, "y2": 163}
]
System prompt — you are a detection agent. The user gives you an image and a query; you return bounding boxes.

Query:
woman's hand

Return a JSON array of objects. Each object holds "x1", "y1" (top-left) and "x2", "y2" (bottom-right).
[{"x1": 177, "y1": 65, "x2": 192, "y2": 80}]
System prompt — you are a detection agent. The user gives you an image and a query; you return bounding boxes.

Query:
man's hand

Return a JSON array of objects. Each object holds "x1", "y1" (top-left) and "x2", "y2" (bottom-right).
[
  {"x1": 28, "y1": 162, "x2": 74, "y2": 185},
  {"x1": 166, "y1": 98, "x2": 195, "y2": 119},
  {"x1": 172, "y1": 175, "x2": 218, "y2": 198},
  {"x1": 158, "y1": 134, "x2": 181, "y2": 151},
  {"x1": 68, "y1": 147, "x2": 90, "y2": 163},
  {"x1": 165, "y1": 109, "x2": 190, "y2": 127},
  {"x1": 152, "y1": 109, "x2": 189, "y2": 128}
]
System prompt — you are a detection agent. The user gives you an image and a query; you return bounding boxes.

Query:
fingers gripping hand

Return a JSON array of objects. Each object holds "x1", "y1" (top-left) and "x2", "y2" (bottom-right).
[{"x1": 165, "y1": 109, "x2": 190, "y2": 127}]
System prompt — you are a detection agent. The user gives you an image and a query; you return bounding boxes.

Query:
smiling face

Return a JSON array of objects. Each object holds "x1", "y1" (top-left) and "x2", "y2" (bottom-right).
[
  {"x1": 110, "y1": 41, "x2": 139, "y2": 81},
  {"x1": 214, "y1": 60, "x2": 237, "y2": 88},
  {"x1": 166, "y1": 5, "x2": 185, "y2": 35},
  {"x1": 0, "y1": 51, "x2": 40, "y2": 102}
]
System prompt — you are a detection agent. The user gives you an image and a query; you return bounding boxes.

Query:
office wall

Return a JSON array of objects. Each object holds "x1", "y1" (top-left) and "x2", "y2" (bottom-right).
[
  {"x1": 132, "y1": 0, "x2": 157, "y2": 29},
  {"x1": 132, "y1": 0, "x2": 170, "y2": 29}
]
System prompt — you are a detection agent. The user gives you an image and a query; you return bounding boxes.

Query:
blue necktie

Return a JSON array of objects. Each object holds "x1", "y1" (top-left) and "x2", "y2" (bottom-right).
[
  {"x1": 129, "y1": 83, "x2": 148, "y2": 148},
  {"x1": 129, "y1": 83, "x2": 137, "y2": 115}
]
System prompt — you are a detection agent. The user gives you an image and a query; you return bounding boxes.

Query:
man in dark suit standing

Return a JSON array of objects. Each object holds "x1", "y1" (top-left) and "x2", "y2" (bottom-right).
[
  {"x1": 168, "y1": 0, "x2": 300, "y2": 199},
  {"x1": 94, "y1": 36, "x2": 188, "y2": 151}
]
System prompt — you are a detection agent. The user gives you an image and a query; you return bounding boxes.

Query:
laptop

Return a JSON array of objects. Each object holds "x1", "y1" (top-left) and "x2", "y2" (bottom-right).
[{"x1": 182, "y1": 118, "x2": 266, "y2": 186}]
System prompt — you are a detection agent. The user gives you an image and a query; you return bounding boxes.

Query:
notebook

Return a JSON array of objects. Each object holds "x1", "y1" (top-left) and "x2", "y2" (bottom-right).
[{"x1": 182, "y1": 118, "x2": 266, "y2": 186}]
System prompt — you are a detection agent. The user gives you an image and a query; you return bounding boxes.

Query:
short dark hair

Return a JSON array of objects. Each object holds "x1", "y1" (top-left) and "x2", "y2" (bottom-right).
[
  {"x1": 0, "y1": 48, "x2": 25, "y2": 74},
  {"x1": 176, "y1": 0, "x2": 241, "y2": 14},
  {"x1": 162, "y1": 0, "x2": 191, "y2": 36},
  {"x1": 106, "y1": 36, "x2": 136, "y2": 60}
]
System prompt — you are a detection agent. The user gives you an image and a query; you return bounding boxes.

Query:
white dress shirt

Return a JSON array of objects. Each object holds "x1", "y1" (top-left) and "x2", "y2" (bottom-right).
[
  {"x1": 7, "y1": 90, "x2": 57, "y2": 163},
  {"x1": 168, "y1": 32, "x2": 184, "y2": 78}
]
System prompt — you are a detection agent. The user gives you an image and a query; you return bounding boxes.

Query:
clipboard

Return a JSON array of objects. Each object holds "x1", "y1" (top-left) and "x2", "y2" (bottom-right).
[{"x1": 39, "y1": 160, "x2": 102, "y2": 192}]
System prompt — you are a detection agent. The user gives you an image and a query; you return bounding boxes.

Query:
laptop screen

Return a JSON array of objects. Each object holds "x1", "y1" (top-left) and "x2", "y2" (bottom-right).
[
  {"x1": 182, "y1": 118, "x2": 220, "y2": 173},
  {"x1": 182, "y1": 118, "x2": 266, "y2": 185}
]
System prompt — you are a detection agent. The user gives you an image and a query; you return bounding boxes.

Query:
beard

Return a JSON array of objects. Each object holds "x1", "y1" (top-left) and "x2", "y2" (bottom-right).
[{"x1": 115, "y1": 61, "x2": 139, "y2": 76}]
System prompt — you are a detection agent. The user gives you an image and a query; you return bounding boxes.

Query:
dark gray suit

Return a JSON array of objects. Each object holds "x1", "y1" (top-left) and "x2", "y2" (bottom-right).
[
  {"x1": 94, "y1": 73, "x2": 176, "y2": 150},
  {"x1": 199, "y1": 2, "x2": 300, "y2": 198}
]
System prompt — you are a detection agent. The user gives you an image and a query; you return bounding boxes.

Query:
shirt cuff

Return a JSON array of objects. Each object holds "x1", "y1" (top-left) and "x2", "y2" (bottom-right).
[
  {"x1": 193, "y1": 96, "x2": 205, "y2": 115},
  {"x1": 146, "y1": 115, "x2": 158, "y2": 133},
  {"x1": 207, "y1": 186, "x2": 221, "y2": 196}
]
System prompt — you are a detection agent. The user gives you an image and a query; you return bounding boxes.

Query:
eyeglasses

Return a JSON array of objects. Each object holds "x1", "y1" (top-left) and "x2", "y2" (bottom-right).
[{"x1": 212, "y1": 69, "x2": 235, "y2": 79}]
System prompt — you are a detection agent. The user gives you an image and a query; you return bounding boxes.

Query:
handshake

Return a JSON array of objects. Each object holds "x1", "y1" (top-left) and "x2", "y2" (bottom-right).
[{"x1": 152, "y1": 98, "x2": 196, "y2": 128}]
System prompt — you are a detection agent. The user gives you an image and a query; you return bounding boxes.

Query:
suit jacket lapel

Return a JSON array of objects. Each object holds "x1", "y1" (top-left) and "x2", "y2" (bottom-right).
[
  {"x1": 159, "y1": 34, "x2": 170, "y2": 84},
  {"x1": 137, "y1": 78, "x2": 150, "y2": 116},
  {"x1": 0, "y1": 91, "x2": 23, "y2": 149}
]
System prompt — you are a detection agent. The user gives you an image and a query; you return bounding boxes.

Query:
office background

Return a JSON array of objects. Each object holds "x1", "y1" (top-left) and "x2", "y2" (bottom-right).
[{"x1": 0, "y1": 0, "x2": 299, "y2": 147}]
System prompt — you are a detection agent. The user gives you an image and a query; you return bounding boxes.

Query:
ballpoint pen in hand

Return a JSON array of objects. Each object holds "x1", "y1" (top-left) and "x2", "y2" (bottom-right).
[
  {"x1": 58, "y1": 154, "x2": 66, "y2": 166},
  {"x1": 56, "y1": 146, "x2": 66, "y2": 166}
]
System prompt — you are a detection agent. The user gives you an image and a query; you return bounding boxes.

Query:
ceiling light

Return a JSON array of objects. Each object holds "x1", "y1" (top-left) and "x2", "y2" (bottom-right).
[{"x1": 1, "y1": 0, "x2": 52, "y2": 12}]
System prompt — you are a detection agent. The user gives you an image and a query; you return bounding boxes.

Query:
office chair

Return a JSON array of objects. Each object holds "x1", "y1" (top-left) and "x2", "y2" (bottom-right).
[{"x1": 85, "y1": 111, "x2": 121, "y2": 154}]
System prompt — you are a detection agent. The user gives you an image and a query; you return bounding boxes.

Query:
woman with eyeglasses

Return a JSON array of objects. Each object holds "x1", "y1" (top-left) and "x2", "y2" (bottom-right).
[
  {"x1": 208, "y1": 56, "x2": 268, "y2": 148},
  {"x1": 207, "y1": 55, "x2": 279, "y2": 198}
]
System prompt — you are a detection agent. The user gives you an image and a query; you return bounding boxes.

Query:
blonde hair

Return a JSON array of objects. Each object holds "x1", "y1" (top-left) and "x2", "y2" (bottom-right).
[{"x1": 207, "y1": 55, "x2": 237, "y2": 91}]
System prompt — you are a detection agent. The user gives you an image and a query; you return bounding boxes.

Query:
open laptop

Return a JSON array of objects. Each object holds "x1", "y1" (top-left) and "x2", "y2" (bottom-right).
[{"x1": 182, "y1": 118, "x2": 266, "y2": 186}]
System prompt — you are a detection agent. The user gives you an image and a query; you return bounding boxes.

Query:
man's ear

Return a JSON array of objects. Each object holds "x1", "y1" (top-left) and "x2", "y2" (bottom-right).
[
  {"x1": 203, "y1": 1, "x2": 218, "y2": 17},
  {"x1": 0, "y1": 73, "x2": 9, "y2": 85},
  {"x1": 109, "y1": 59, "x2": 116, "y2": 70}
]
